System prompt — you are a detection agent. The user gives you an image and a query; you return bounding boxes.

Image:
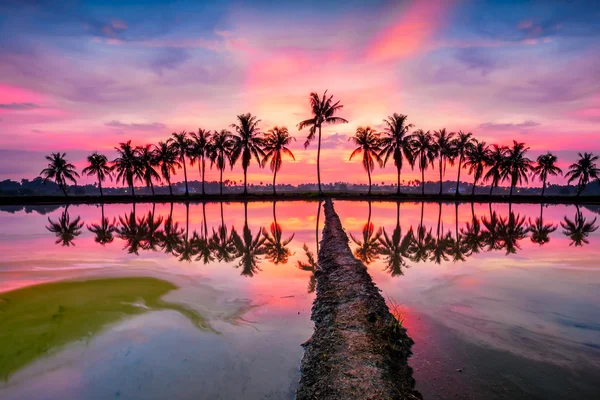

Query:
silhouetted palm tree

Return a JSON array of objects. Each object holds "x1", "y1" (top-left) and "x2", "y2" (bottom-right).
[
  {"x1": 532, "y1": 152, "x2": 562, "y2": 196},
  {"x1": 349, "y1": 126, "x2": 383, "y2": 195},
  {"x1": 210, "y1": 202, "x2": 239, "y2": 262},
  {"x1": 408, "y1": 202, "x2": 434, "y2": 262},
  {"x1": 189, "y1": 129, "x2": 212, "y2": 195},
  {"x1": 113, "y1": 141, "x2": 143, "y2": 197},
  {"x1": 482, "y1": 208, "x2": 503, "y2": 251},
  {"x1": 528, "y1": 204, "x2": 557, "y2": 246},
  {"x1": 350, "y1": 201, "x2": 382, "y2": 264},
  {"x1": 430, "y1": 202, "x2": 452, "y2": 264},
  {"x1": 40, "y1": 152, "x2": 80, "y2": 196},
  {"x1": 377, "y1": 201, "x2": 413, "y2": 275},
  {"x1": 46, "y1": 207, "x2": 83, "y2": 246},
  {"x1": 379, "y1": 113, "x2": 414, "y2": 194},
  {"x1": 141, "y1": 206, "x2": 164, "y2": 251},
  {"x1": 153, "y1": 141, "x2": 181, "y2": 196},
  {"x1": 137, "y1": 144, "x2": 161, "y2": 195},
  {"x1": 502, "y1": 141, "x2": 533, "y2": 197},
  {"x1": 463, "y1": 140, "x2": 491, "y2": 195},
  {"x1": 561, "y1": 206, "x2": 598, "y2": 246},
  {"x1": 230, "y1": 113, "x2": 265, "y2": 194},
  {"x1": 263, "y1": 202, "x2": 295, "y2": 264},
  {"x1": 160, "y1": 203, "x2": 184, "y2": 256},
  {"x1": 453, "y1": 131, "x2": 475, "y2": 196},
  {"x1": 462, "y1": 203, "x2": 485, "y2": 255},
  {"x1": 297, "y1": 90, "x2": 348, "y2": 194},
  {"x1": 87, "y1": 204, "x2": 117, "y2": 245},
  {"x1": 232, "y1": 203, "x2": 266, "y2": 276},
  {"x1": 262, "y1": 126, "x2": 295, "y2": 195},
  {"x1": 175, "y1": 203, "x2": 195, "y2": 262},
  {"x1": 433, "y1": 129, "x2": 456, "y2": 195},
  {"x1": 498, "y1": 210, "x2": 528, "y2": 254},
  {"x1": 118, "y1": 206, "x2": 147, "y2": 255},
  {"x1": 297, "y1": 244, "x2": 318, "y2": 293},
  {"x1": 170, "y1": 131, "x2": 192, "y2": 195},
  {"x1": 565, "y1": 152, "x2": 600, "y2": 196},
  {"x1": 82, "y1": 152, "x2": 112, "y2": 197},
  {"x1": 410, "y1": 129, "x2": 436, "y2": 195},
  {"x1": 484, "y1": 145, "x2": 508, "y2": 195},
  {"x1": 208, "y1": 129, "x2": 236, "y2": 195},
  {"x1": 448, "y1": 203, "x2": 469, "y2": 262}
]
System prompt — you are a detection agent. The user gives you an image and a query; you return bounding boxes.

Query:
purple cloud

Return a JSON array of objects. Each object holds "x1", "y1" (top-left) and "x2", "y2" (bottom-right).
[
  {"x1": 0, "y1": 102, "x2": 39, "y2": 110},
  {"x1": 105, "y1": 120, "x2": 166, "y2": 131},
  {"x1": 479, "y1": 121, "x2": 540, "y2": 130}
]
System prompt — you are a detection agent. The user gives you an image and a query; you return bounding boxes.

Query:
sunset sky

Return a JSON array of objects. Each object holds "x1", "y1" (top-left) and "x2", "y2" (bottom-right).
[{"x1": 1, "y1": 0, "x2": 599, "y2": 186}]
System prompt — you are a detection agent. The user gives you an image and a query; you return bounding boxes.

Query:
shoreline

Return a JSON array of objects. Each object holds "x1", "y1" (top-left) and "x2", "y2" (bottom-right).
[{"x1": 2, "y1": 192, "x2": 600, "y2": 206}]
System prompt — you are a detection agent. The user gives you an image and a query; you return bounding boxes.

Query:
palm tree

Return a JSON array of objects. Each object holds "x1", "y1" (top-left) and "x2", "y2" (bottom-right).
[
  {"x1": 349, "y1": 126, "x2": 383, "y2": 195},
  {"x1": 433, "y1": 129, "x2": 456, "y2": 195},
  {"x1": 498, "y1": 210, "x2": 528, "y2": 254},
  {"x1": 379, "y1": 113, "x2": 414, "y2": 194},
  {"x1": 482, "y1": 208, "x2": 503, "y2": 251},
  {"x1": 189, "y1": 129, "x2": 212, "y2": 195},
  {"x1": 118, "y1": 206, "x2": 146, "y2": 255},
  {"x1": 153, "y1": 141, "x2": 181, "y2": 196},
  {"x1": 208, "y1": 129, "x2": 236, "y2": 195},
  {"x1": 46, "y1": 207, "x2": 83, "y2": 246},
  {"x1": 565, "y1": 152, "x2": 600, "y2": 196},
  {"x1": 230, "y1": 113, "x2": 265, "y2": 195},
  {"x1": 160, "y1": 203, "x2": 184, "y2": 256},
  {"x1": 453, "y1": 131, "x2": 475, "y2": 195},
  {"x1": 484, "y1": 145, "x2": 508, "y2": 195},
  {"x1": 532, "y1": 152, "x2": 562, "y2": 196},
  {"x1": 410, "y1": 129, "x2": 436, "y2": 195},
  {"x1": 40, "y1": 152, "x2": 80, "y2": 196},
  {"x1": 297, "y1": 244, "x2": 318, "y2": 293},
  {"x1": 408, "y1": 202, "x2": 434, "y2": 262},
  {"x1": 462, "y1": 203, "x2": 485, "y2": 255},
  {"x1": 430, "y1": 202, "x2": 452, "y2": 264},
  {"x1": 81, "y1": 152, "x2": 112, "y2": 197},
  {"x1": 87, "y1": 204, "x2": 117, "y2": 245},
  {"x1": 232, "y1": 203, "x2": 266, "y2": 276},
  {"x1": 350, "y1": 201, "x2": 382, "y2": 264},
  {"x1": 528, "y1": 204, "x2": 557, "y2": 246},
  {"x1": 141, "y1": 207, "x2": 164, "y2": 252},
  {"x1": 561, "y1": 206, "x2": 598, "y2": 246},
  {"x1": 502, "y1": 141, "x2": 533, "y2": 197},
  {"x1": 262, "y1": 202, "x2": 295, "y2": 264},
  {"x1": 137, "y1": 144, "x2": 161, "y2": 195},
  {"x1": 262, "y1": 126, "x2": 295, "y2": 195},
  {"x1": 463, "y1": 140, "x2": 491, "y2": 195},
  {"x1": 113, "y1": 141, "x2": 143, "y2": 197},
  {"x1": 210, "y1": 203, "x2": 239, "y2": 263},
  {"x1": 297, "y1": 90, "x2": 348, "y2": 194},
  {"x1": 174, "y1": 203, "x2": 195, "y2": 262},
  {"x1": 448, "y1": 203, "x2": 469, "y2": 262},
  {"x1": 169, "y1": 131, "x2": 192, "y2": 195},
  {"x1": 378, "y1": 202, "x2": 413, "y2": 275}
]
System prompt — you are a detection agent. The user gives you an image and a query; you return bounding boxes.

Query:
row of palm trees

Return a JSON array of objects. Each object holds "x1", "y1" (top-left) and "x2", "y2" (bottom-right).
[
  {"x1": 39, "y1": 91, "x2": 600, "y2": 197},
  {"x1": 46, "y1": 201, "x2": 597, "y2": 284}
]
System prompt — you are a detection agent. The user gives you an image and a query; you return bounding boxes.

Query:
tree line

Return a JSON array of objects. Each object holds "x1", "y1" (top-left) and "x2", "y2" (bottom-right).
[{"x1": 39, "y1": 91, "x2": 600, "y2": 197}]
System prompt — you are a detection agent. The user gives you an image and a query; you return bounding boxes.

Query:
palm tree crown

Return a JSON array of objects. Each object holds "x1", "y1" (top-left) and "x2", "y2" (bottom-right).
[
  {"x1": 379, "y1": 113, "x2": 414, "y2": 194},
  {"x1": 189, "y1": 128, "x2": 212, "y2": 195},
  {"x1": 82, "y1": 152, "x2": 112, "y2": 197},
  {"x1": 502, "y1": 140, "x2": 533, "y2": 196},
  {"x1": 410, "y1": 129, "x2": 437, "y2": 195},
  {"x1": 349, "y1": 126, "x2": 383, "y2": 195},
  {"x1": 484, "y1": 145, "x2": 508, "y2": 195},
  {"x1": 40, "y1": 152, "x2": 80, "y2": 196},
  {"x1": 453, "y1": 131, "x2": 475, "y2": 195},
  {"x1": 230, "y1": 113, "x2": 265, "y2": 194},
  {"x1": 262, "y1": 126, "x2": 295, "y2": 195},
  {"x1": 208, "y1": 129, "x2": 236, "y2": 195},
  {"x1": 137, "y1": 144, "x2": 161, "y2": 195},
  {"x1": 433, "y1": 129, "x2": 456, "y2": 195},
  {"x1": 113, "y1": 140, "x2": 143, "y2": 197},
  {"x1": 169, "y1": 131, "x2": 192, "y2": 195},
  {"x1": 565, "y1": 152, "x2": 600, "y2": 196},
  {"x1": 532, "y1": 152, "x2": 562, "y2": 196},
  {"x1": 153, "y1": 141, "x2": 181, "y2": 196},
  {"x1": 463, "y1": 139, "x2": 491, "y2": 195}
]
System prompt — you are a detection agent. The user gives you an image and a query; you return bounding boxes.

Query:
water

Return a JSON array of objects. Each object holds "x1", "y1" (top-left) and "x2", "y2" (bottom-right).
[{"x1": 0, "y1": 201, "x2": 599, "y2": 399}]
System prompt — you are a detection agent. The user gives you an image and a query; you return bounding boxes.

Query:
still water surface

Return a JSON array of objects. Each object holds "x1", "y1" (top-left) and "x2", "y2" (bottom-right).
[{"x1": 0, "y1": 201, "x2": 599, "y2": 399}]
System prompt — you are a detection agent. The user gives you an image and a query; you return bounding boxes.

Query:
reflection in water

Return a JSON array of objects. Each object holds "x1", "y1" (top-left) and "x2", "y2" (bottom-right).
[
  {"x1": 262, "y1": 201, "x2": 295, "y2": 265},
  {"x1": 350, "y1": 201, "x2": 382, "y2": 264},
  {"x1": 45, "y1": 205, "x2": 83, "y2": 246},
  {"x1": 561, "y1": 205, "x2": 599, "y2": 246}
]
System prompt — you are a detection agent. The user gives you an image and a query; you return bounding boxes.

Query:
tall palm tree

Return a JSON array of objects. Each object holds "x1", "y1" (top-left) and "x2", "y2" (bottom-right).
[
  {"x1": 262, "y1": 126, "x2": 295, "y2": 195},
  {"x1": 230, "y1": 113, "x2": 265, "y2": 195},
  {"x1": 532, "y1": 152, "x2": 562, "y2": 196},
  {"x1": 463, "y1": 140, "x2": 491, "y2": 195},
  {"x1": 297, "y1": 90, "x2": 348, "y2": 194},
  {"x1": 40, "y1": 152, "x2": 80, "y2": 196},
  {"x1": 170, "y1": 131, "x2": 192, "y2": 195},
  {"x1": 189, "y1": 128, "x2": 212, "y2": 195},
  {"x1": 46, "y1": 207, "x2": 83, "y2": 246},
  {"x1": 87, "y1": 204, "x2": 117, "y2": 245},
  {"x1": 153, "y1": 141, "x2": 181, "y2": 196},
  {"x1": 453, "y1": 131, "x2": 475, "y2": 195},
  {"x1": 113, "y1": 141, "x2": 143, "y2": 197},
  {"x1": 349, "y1": 126, "x2": 383, "y2": 195},
  {"x1": 410, "y1": 129, "x2": 436, "y2": 195},
  {"x1": 484, "y1": 145, "x2": 508, "y2": 195},
  {"x1": 82, "y1": 152, "x2": 112, "y2": 197},
  {"x1": 502, "y1": 141, "x2": 533, "y2": 197},
  {"x1": 262, "y1": 201, "x2": 295, "y2": 264},
  {"x1": 379, "y1": 113, "x2": 414, "y2": 194},
  {"x1": 137, "y1": 144, "x2": 161, "y2": 195},
  {"x1": 561, "y1": 206, "x2": 598, "y2": 246},
  {"x1": 565, "y1": 152, "x2": 600, "y2": 196},
  {"x1": 208, "y1": 129, "x2": 236, "y2": 195},
  {"x1": 433, "y1": 129, "x2": 456, "y2": 195}
]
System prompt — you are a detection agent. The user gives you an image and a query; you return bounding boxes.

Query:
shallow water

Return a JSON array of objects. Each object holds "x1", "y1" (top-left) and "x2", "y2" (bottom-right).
[{"x1": 0, "y1": 200, "x2": 599, "y2": 399}]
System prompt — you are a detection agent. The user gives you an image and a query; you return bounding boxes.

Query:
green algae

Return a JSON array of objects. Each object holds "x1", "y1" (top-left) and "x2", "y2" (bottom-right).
[{"x1": 0, "y1": 277, "x2": 212, "y2": 380}]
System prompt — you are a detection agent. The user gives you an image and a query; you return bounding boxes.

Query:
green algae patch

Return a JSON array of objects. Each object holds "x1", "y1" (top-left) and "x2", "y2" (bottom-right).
[{"x1": 0, "y1": 277, "x2": 212, "y2": 380}]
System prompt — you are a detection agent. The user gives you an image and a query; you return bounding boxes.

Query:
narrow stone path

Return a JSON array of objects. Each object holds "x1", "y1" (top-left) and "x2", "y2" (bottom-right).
[{"x1": 297, "y1": 199, "x2": 422, "y2": 400}]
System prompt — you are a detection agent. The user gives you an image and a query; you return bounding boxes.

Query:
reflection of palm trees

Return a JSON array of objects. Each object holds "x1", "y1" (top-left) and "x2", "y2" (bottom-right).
[
  {"x1": 175, "y1": 203, "x2": 195, "y2": 262},
  {"x1": 160, "y1": 203, "x2": 184, "y2": 256},
  {"x1": 482, "y1": 207, "x2": 503, "y2": 251},
  {"x1": 232, "y1": 203, "x2": 266, "y2": 277},
  {"x1": 498, "y1": 210, "x2": 528, "y2": 254},
  {"x1": 430, "y1": 202, "x2": 451, "y2": 264},
  {"x1": 408, "y1": 202, "x2": 434, "y2": 262},
  {"x1": 118, "y1": 205, "x2": 146, "y2": 255},
  {"x1": 263, "y1": 201, "x2": 295, "y2": 265},
  {"x1": 192, "y1": 202, "x2": 214, "y2": 264},
  {"x1": 462, "y1": 203, "x2": 485, "y2": 256},
  {"x1": 87, "y1": 204, "x2": 117, "y2": 245},
  {"x1": 350, "y1": 201, "x2": 382, "y2": 264},
  {"x1": 448, "y1": 203, "x2": 469, "y2": 262},
  {"x1": 46, "y1": 206, "x2": 83, "y2": 246},
  {"x1": 528, "y1": 204, "x2": 557, "y2": 246},
  {"x1": 378, "y1": 202, "x2": 413, "y2": 275},
  {"x1": 297, "y1": 244, "x2": 318, "y2": 293},
  {"x1": 561, "y1": 206, "x2": 598, "y2": 246},
  {"x1": 210, "y1": 202, "x2": 239, "y2": 263}
]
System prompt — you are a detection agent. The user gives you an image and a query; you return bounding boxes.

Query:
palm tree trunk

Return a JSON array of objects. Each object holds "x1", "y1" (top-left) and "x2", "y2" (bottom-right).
[
  {"x1": 220, "y1": 201, "x2": 225, "y2": 228},
  {"x1": 437, "y1": 201, "x2": 442, "y2": 238},
  {"x1": 316, "y1": 200, "x2": 322, "y2": 253},
  {"x1": 509, "y1": 183, "x2": 514, "y2": 196},
  {"x1": 182, "y1": 154, "x2": 189, "y2": 195},
  {"x1": 167, "y1": 176, "x2": 173, "y2": 196},
  {"x1": 397, "y1": 164, "x2": 401, "y2": 195},
  {"x1": 472, "y1": 178, "x2": 476, "y2": 195},
  {"x1": 220, "y1": 168, "x2": 223, "y2": 195},
  {"x1": 439, "y1": 157, "x2": 443, "y2": 195},
  {"x1": 367, "y1": 166, "x2": 372, "y2": 195},
  {"x1": 421, "y1": 164, "x2": 425, "y2": 196},
  {"x1": 243, "y1": 167, "x2": 248, "y2": 195},
  {"x1": 150, "y1": 180, "x2": 155, "y2": 196},
  {"x1": 317, "y1": 125, "x2": 323, "y2": 195},
  {"x1": 541, "y1": 177, "x2": 546, "y2": 196},
  {"x1": 273, "y1": 168, "x2": 277, "y2": 195},
  {"x1": 131, "y1": 183, "x2": 135, "y2": 197},
  {"x1": 60, "y1": 183, "x2": 68, "y2": 197},
  {"x1": 201, "y1": 155, "x2": 206, "y2": 195},
  {"x1": 456, "y1": 155, "x2": 463, "y2": 196},
  {"x1": 489, "y1": 181, "x2": 494, "y2": 195},
  {"x1": 244, "y1": 201, "x2": 248, "y2": 227},
  {"x1": 396, "y1": 201, "x2": 400, "y2": 228},
  {"x1": 98, "y1": 174, "x2": 103, "y2": 197},
  {"x1": 576, "y1": 182, "x2": 584, "y2": 196}
]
